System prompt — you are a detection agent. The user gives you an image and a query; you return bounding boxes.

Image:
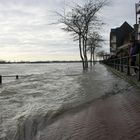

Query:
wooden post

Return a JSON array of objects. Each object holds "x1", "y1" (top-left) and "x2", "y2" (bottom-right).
[
  {"x1": 115, "y1": 59, "x2": 117, "y2": 69},
  {"x1": 111, "y1": 60, "x2": 113, "y2": 67},
  {"x1": 0, "y1": 75, "x2": 2, "y2": 84},
  {"x1": 127, "y1": 56, "x2": 130, "y2": 75},
  {"x1": 117, "y1": 59, "x2": 119, "y2": 71},
  {"x1": 121, "y1": 57, "x2": 123, "y2": 72},
  {"x1": 16, "y1": 75, "x2": 19, "y2": 79}
]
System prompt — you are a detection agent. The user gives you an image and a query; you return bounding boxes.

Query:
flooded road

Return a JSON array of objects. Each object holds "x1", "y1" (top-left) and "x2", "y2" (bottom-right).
[{"x1": 0, "y1": 63, "x2": 137, "y2": 140}]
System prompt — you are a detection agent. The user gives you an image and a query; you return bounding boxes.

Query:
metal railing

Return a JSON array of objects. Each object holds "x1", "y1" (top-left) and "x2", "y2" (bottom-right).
[{"x1": 101, "y1": 52, "x2": 140, "y2": 81}]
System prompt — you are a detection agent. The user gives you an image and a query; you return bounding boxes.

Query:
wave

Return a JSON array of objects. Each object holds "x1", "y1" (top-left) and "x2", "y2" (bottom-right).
[{"x1": 7, "y1": 102, "x2": 93, "y2": 140}]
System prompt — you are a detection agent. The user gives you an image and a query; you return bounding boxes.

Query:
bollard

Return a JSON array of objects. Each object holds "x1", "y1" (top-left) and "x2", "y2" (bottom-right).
[
  {"x1": 16, "y1": 75, "x2": 19, "y2": 79},
  {"x1": 0, "y1": 75, "x2": 2, "y2": 84}
]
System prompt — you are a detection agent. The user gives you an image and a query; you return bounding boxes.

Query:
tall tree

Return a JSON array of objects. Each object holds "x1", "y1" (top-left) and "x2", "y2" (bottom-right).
[
  {"x1": 87, "y1": 32, "x2": 104, "y2": 66},
  {"x1": 57, "y1": 0, "x2": 108, "y2": 70}
]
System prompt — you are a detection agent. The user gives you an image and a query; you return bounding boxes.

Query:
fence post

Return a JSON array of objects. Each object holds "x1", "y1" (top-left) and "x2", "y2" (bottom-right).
[
  {"x1": 127, "y1": 56, "x2": 130, "y2": 75},
  {"x1": 121, "y1": 57, "x2": 123, "y2": 72},
  {"x1": 119, "y1": 58, "x2": 121, "y2": 71},
  {"x1": 16, "y1": 75, "x2": 19, "y2": 79},
  {"x1": 111, "y1": 59, "x2": 113, "y2": 67},
  {"x1": 113, "y1": 59, "x2": 115, "y2": 69},
  {"x1": 0, "y1": 75, "x2": 2, "y2": 84},
  {"x1": 117, "y1": 59, "x2": 119, "y2": 71},
  {"x1": 115, "y1": 59, "x2": 116, "y2": 69}
]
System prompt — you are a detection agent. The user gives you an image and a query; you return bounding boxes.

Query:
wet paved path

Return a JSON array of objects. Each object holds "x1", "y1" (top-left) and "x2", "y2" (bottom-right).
[{"x1": 38, "y1": 69, "x2": 140, "y2": 140}]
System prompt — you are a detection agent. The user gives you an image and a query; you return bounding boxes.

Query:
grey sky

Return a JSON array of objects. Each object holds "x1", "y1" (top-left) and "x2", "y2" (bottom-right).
[{"x1": 0, "y1": 0, "x2": 138, "y2": 61}]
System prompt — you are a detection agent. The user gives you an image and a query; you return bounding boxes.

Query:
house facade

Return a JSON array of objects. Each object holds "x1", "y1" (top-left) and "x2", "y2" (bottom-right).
[{"x1": 110, "y1": 21, "x2": 134, "y2": 55}]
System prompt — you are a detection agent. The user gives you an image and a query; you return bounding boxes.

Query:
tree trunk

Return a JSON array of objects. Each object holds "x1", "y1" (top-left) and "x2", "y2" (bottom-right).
[
  {"x1": 83, "y1": 35, "x2": 88, "y2": 69},
  {"x1": 90, "y1": 45, "x2": 94, "y2": 67},
  {"x1": 79, "y1": 35, "x2": 85, "y2": 69},
  {"x1": 90, "y1": 47, "x2": 92, "y2": 67},
  {"x1": 92, "y1": 48, "x2": 95, "y2": 65}
]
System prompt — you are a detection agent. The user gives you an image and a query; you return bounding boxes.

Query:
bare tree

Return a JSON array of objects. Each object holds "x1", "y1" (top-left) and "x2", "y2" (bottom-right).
[
  {"x1": 57, "y1": 0, "x2": 108, "y2": 70},
  {"x1": 96, "y1": 50, "x2": 107, "y2": 60},
  {"x1": 87, "y1": 32, "x2": 104, "y2": 66}
]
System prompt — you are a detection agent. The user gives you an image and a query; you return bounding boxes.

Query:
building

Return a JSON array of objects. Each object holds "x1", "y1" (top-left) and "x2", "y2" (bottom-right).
[
  {"x1": 110, "y1": 21, "x2": 134, "y2": 55},
  {"x1": 135, "y1": 1, "x2": 140, "y2": 40},
  {"x1": 110, "y1": 1, "x2": 140, "y2": 56}
]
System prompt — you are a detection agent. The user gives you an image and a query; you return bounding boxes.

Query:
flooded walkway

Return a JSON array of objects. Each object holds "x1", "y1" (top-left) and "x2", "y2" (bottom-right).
[
  {"x1": 1, "y1": 63, "x2": 140, "y2": 140},
  {"x1": 37, "y1": 66, "x2": 140, "y2": 140}
]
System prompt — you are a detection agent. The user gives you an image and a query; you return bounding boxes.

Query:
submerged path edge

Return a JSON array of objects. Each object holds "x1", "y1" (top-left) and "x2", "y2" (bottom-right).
[{"x1": 104, "y1": 64, "x2": 140, "y2": 90}]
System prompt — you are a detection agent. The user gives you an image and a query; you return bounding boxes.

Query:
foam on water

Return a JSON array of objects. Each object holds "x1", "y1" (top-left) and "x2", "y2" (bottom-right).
[{"x1": 0, "y1": 63, "x2": 130, "y2": 140}]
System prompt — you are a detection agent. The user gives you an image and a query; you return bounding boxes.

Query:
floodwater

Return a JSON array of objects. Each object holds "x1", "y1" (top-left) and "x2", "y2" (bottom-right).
[{"x1": 0, "y1": 63, "x2": 130, "y2": 140}]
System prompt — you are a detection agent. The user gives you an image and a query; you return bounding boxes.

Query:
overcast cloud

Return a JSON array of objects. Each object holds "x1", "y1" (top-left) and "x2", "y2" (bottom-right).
[{"x1": 0, "y1": 0, "x2": 138, "y2": 61}]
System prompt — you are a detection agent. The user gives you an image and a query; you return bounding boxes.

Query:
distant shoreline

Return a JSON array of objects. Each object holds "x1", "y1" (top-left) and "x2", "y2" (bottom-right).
[
  {"x1": 0, "y1": 60, "x2": 98, "y2": 64},
  {"x1": 0, "y1": 61, "x2": 82, "y2": 64}
]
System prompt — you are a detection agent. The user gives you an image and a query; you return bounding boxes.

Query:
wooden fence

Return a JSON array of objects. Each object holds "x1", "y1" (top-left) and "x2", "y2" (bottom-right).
[{"x1": 101, "y1": 52, "x2": 140, "y2": 81}]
